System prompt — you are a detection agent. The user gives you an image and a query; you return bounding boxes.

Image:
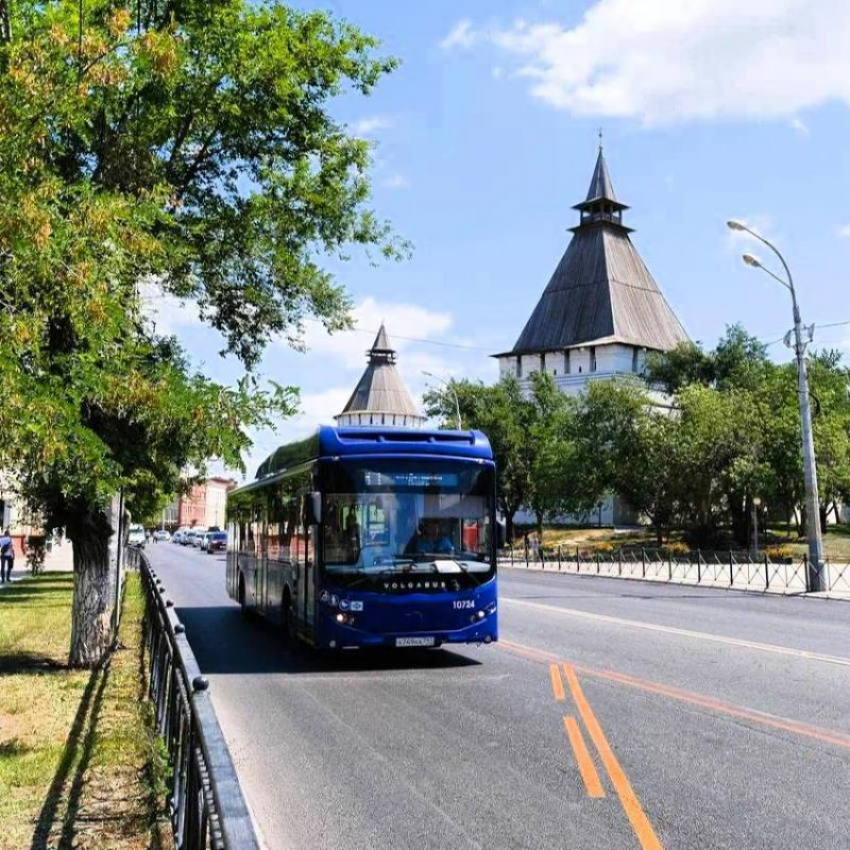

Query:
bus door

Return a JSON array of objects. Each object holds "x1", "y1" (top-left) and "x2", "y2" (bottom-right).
[
  {"x1": 304, "y1": 525, "x2": 317, "y2": 633},
  {"x1": 299, "y1": 502, "x2": 317, "y2": 639},
  {"x1": 258, "y1": 502, "x2": 269, "y2": 612}
]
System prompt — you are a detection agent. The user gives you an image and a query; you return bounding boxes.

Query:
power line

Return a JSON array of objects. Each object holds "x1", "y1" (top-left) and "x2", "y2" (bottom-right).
[
  {"x1": 763, "y1": 320, "x2": 850, "y2": 347},
  {"x1": 301, "y1": 318, "x2": 494, "y2": 352}
]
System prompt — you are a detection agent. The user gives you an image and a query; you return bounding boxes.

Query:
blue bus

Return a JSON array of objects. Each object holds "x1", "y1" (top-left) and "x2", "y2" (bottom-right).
[{"x1": 225, "y1": 426, "x2": 498, "y2": 649}]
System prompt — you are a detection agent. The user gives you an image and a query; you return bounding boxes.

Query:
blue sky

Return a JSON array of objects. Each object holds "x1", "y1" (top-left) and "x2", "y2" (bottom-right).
[{"x1": 157, "y1": 0, "x2": 850, "y2": 478}]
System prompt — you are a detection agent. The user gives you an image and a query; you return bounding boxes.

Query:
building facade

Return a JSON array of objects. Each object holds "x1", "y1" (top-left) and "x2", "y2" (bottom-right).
[
  {"x1": 335, "y1": 325, "x2": 426, "y2": 428},
  {"x1": 172, "y1": 477, "x2": 237, "y2": 529}
]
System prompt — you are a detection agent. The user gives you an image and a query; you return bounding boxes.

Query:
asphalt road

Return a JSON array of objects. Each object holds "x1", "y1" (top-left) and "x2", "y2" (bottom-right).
[{"x1": 146, "y1": 543, "x2": 850, "y2": 850}]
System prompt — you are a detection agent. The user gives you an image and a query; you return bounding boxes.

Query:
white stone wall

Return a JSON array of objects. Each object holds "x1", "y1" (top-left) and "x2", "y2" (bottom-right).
[
  {"x1": 498, "y1": 343, "x2": 650, "y2": 398},
  {"x1": 336, "y1": 412, "x2": 426, "y2": 427}
]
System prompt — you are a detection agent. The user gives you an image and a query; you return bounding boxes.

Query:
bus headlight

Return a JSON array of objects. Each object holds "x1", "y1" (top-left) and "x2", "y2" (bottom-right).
[{"x1": 335, "y1": 612, "x2": 356, "y2": 626}]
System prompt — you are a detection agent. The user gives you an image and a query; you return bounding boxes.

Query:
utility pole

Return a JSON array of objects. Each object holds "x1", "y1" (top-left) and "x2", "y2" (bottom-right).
[{"x1": 727, "y1": 220, "x2": 825, "y2": 589}]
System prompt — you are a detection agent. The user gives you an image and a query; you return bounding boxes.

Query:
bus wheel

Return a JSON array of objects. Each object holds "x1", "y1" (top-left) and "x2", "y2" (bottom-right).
[
  {"x1": 238, "y1": 574, "x2": 248, "y2": 616},
  {"x1": 281, "y1": 588, "x2": 296, "y2": 643}
]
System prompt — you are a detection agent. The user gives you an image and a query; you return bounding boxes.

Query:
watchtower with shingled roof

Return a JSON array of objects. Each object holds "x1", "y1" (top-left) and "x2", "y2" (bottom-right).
[
  {"x1": 335, "y1": 325, "x2": 426, "y2": 428},
  {"x1": 495, "y1": 147, "x2": 689, "y2": 395}
]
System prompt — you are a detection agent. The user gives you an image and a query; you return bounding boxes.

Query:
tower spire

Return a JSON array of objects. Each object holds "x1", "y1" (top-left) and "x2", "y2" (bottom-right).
[{"x1": 572, "y1": 146, "x2": 629, "y2": 229}]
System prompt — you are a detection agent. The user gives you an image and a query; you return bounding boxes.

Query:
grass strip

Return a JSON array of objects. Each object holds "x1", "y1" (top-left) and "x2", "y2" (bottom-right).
[{"x1": 0, "y1": 571, "x2": 173, "y2": 849}]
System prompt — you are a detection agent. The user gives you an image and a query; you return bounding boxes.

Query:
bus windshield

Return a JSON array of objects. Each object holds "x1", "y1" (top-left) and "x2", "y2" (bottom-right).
[{"x1": 322, "y1": 459, "x2": 494, "y2": 584}]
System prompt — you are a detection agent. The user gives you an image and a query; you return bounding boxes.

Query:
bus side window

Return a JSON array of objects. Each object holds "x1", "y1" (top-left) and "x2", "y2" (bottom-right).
[
  {"x1": 267, "y1": 494, "x2": 283, "y2": 561},
  {"x1": 281, "y1": 498, "x2": 298, "y2": 562},
  {"x1": 301, "y1": 498, "x2": 314, "y2": 564}
]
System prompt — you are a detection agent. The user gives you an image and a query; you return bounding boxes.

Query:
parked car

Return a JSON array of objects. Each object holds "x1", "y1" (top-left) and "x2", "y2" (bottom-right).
[
  {"x1": 153, "y1": 529, "x2": 171, "y2": 542},
  {"x1": 206, "y1": 531, "x2": 227, "y2": 553},
  {"x1": 189, "y1": 529, "x2": 207, "y2": 547},
  {"x1": 127, "y1": 524, "x2": 146, "y2": 547}
]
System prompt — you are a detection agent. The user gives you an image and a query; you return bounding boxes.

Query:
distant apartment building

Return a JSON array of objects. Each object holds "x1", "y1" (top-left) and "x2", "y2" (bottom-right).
[
  {"x1": 171, "y1": 477, "x2": 238, "y2": 530},
  {"x1": 0, "y1": 473, "x2": 47, "y2": 556}
]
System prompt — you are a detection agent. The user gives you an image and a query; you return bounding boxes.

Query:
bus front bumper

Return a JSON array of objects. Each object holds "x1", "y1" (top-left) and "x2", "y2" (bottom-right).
[{"x1": 318, "y1": 611, "x2": 498, "y2": 650}]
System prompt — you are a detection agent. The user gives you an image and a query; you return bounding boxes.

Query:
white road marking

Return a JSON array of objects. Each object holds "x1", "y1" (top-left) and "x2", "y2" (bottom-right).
[{"x1": 501, "y1": 596, "x2": 850, "y2": 668}]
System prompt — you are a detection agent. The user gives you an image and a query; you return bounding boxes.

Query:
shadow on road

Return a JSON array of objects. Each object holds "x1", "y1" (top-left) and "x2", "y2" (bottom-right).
[{"x1": 174, "y1": 604, "x2": 482, "y2": 676}]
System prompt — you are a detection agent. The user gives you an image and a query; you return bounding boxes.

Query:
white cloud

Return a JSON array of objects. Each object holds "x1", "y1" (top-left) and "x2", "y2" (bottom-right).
[
  {"x1": 440, "y1": 19, "x2": 478, "y2": 50},
  {"x1": 381, "y1": 172, "x2": 411, "y2": 190},
  {"x1": 351, "y1": 115, "x2": 392, "y2": 137},
  {"x1": 790, "y1": 117, "x2": 810, "y2": 135},
  {"x1": 448, "y1": 1, "x2": 850, "y2": 123},
  {"x1": 491, "y1": 66, "x2": 504, "y2": 79},
  {"x1": 138, "y1": 279, "x2": 202, "y2": 336},
  {"x1": 837, "y1": 224, "x2": 850, "y2": 238},
  {"x1": 303, "y1": 296, "x2": 453, "y2": 369}
]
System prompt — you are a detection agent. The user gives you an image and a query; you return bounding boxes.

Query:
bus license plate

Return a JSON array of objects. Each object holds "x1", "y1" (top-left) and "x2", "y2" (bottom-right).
[{"x1": 395, "y1": 637, "x2": 435, "y2": 648}]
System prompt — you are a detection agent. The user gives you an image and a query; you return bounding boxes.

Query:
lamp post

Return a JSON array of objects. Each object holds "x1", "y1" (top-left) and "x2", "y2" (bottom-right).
[
  {"x1": 727, "y1": 220, "x2": 825, "y2": 587},
  {"x1": 423, "y1": 371, "x2": 462, "y2": 430}
]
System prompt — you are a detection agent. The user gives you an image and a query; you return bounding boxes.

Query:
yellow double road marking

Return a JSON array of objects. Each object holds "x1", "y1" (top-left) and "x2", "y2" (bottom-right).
[
  {"x1": 563, "y1": 716, "x2": 606, "y2": 798},
  {"x1": 549, "y1": 655, "x2": 662, "y2": 848},
  {"x1": 563, "y1": 664, "x2": 662, "y2": 850},
  {"x1": 549, "y1": 663, "x2": 565, "y2": 700},
  {"x1": 513, "y1": 638, "x2": 850, "y2": 753}
]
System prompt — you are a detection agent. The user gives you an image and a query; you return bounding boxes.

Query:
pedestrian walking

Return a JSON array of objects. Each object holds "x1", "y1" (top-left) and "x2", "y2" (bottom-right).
[{"x1": 0, "y1": 529, "x2": 15, "y2": 583}]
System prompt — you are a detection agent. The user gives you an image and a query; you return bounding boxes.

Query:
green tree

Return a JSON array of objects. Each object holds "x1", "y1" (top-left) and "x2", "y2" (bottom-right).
[
  {"x1": 647, "y1": 324, "x2": 770, "y2": 394},
  {"x1": 0, "y1": 1, "x2": 399, "y2": 666},
  {"x1": 424, "y1": 376, "x2": 533, "y2": 542},
  {"x1": 523, "y1": 371, "x2": 588, "y2": 536},
  {"x1": 572, "y1": 382, "x2": 680, "y2": 546}
]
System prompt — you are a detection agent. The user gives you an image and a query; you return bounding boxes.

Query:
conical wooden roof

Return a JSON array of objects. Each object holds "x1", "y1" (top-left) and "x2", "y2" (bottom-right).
[
  {"x1": 336, "y1": 325, "x2": 424, "y2": 421},
  {"x1": 498, "y1": 151, "x2": 688, "y2": 356}
]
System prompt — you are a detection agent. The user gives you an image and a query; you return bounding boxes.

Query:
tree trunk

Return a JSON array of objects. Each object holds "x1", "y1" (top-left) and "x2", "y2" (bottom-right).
[
  {"x1": 68, "y1": 505, "x2": 118, "y2": 668},
  {"x1": 505, "y1": 512, "x2": 515, "y2": 545},
  {"x1": 0, "y1": 1, "x2": 10, "y2": 45},
  {"x1": 535, "y1": 511, "x2": 544, "y2": 539},
  {"x1": 655, "y1": 524, "x2": 664, "y2": 547}
]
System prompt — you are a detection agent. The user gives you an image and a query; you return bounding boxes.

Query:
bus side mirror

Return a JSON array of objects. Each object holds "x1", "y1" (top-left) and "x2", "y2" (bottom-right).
[
  {"x1": 307, "y1": 492, "x2": 322, "y2": 526},
  {"x1": 496, "y1": 519, "x2": 507, "y2": 549}
]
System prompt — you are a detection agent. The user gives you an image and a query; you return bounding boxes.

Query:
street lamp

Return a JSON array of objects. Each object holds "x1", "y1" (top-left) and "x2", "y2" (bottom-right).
[
  {"x1": 423, "y1": 371, "x2": 462, "y2": 430},
  {"x1": 727, "y1": 219, "x2": 825, "y2": 586}
]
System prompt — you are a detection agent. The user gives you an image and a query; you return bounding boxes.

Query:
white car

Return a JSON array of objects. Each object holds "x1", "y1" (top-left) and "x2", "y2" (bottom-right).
[
  {"x1": 127, "y1": 525, "x2": 146, "y2": 547},
  {"x1": 153, "y1": 529, "x2": 171, "y2": 542}
]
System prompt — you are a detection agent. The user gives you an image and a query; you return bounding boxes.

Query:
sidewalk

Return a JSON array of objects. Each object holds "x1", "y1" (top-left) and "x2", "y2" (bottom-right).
[
  {"x1": 0, "y1": 540, "x2": 74, "y2": 590},
  {"x1": 500, "y1": 558, "x2": 850, "y2": 602}
]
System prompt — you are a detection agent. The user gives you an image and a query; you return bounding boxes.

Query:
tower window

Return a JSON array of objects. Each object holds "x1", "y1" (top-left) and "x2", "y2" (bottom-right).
[
  {"x1": 517, "y1": 356, "x2": 523, "y2": 378},
  {"x1": 632, "y1": 348, "x2": 639, "y2": 373},
  {"x1": 564, "y1": 350, "x2": 571, "y2": 374},
  {"x1": 590, "y1": 346, "x2": 597, "y2": 373}
]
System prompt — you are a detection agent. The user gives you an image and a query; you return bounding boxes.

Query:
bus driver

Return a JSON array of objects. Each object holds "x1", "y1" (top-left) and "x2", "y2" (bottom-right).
[{"x1": 407, "y1": 519, "x2": 454, "y2": 556}]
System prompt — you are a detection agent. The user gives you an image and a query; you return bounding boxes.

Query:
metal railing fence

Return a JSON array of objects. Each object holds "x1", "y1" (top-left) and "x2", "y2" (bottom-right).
[
  {"x1": 499, "y1": 543, "x2": 850, "y2": 596},
  {"x1": 136, "y1": 549, "x2": 261, "y2": 850}
]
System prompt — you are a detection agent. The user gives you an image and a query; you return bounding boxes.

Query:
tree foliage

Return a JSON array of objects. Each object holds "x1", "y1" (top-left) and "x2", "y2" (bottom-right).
[
  {"x1": 424, "y1": 373, "x2": 596, "y2": 540},
  {"x1": 0, "y1": 0, "x2": 399, "y2": 666}
]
